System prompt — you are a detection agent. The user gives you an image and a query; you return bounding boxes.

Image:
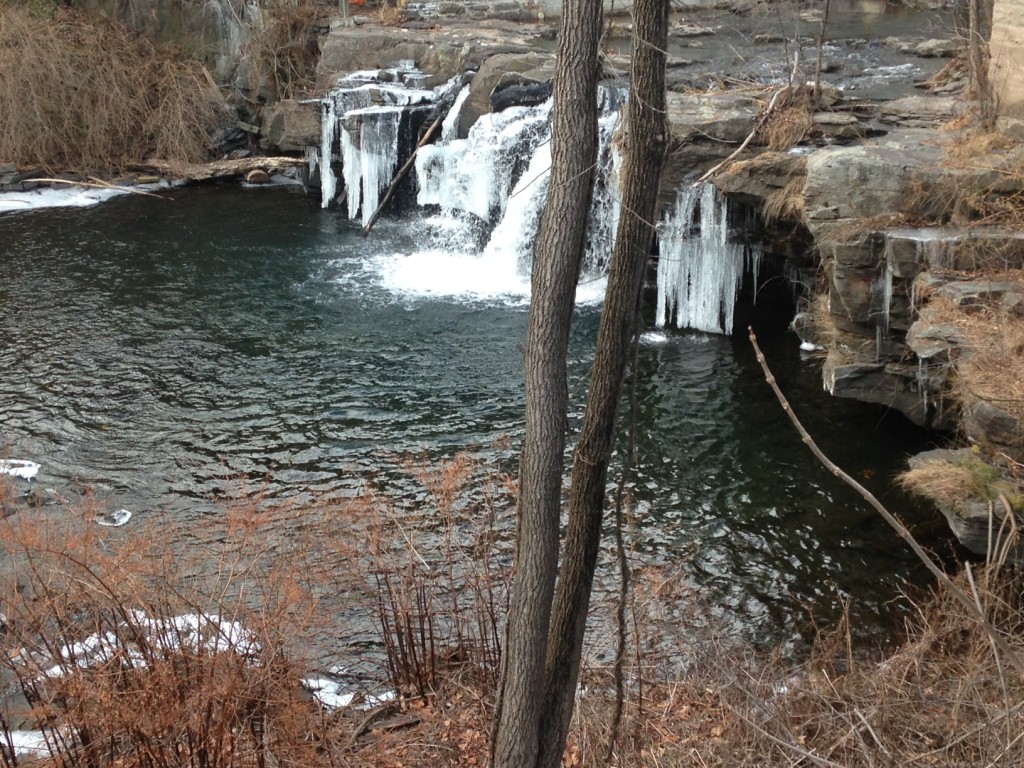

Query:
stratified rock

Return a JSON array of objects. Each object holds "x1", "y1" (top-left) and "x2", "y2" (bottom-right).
[
  {"x1": 879, "y1": 95, "x2": 963, "y2": 127},
  {"x1": 822, "y1": 352, "x2": 933, "y2": 426},
  {"x1": 906, "y1": 321, "x2": 966, "y2": 362}
]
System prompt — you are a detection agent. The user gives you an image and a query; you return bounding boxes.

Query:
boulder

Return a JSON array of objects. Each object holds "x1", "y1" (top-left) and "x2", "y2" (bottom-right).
[
  {"x1": 261, "y1": 100, "x2": 321, "y2": 152},
  {"x1": 459, "y1": 51, "x2": 555, "y2": 137}
]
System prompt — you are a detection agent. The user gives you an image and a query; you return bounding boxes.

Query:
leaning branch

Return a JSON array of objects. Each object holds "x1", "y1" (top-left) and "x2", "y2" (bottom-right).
[
  {"x1": 748, "y1": 326, "x2": 1024, "y2": 677},
  {"x1": 361, "y1": 112, "x2": 444, "y2": 237}
]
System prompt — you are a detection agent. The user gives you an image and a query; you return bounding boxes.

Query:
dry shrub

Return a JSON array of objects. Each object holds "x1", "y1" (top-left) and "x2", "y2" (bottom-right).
[
  {"x1": 0, "y1": 6, "x2": 226, "y2": 172},
  {"x1": 241, "y1": 0, "x2": 325, "y2": 100},
  {"x1": 918, "y1": 283, "x2": 1024, "y2": 424},
  {"x1": 360, "y1": 453, "x2": 516, "y2": 697},
  {"x1": 0, "y1": 491, "x2": 374, "y2": 768},
  {"x1": 759, "y1": 87, "x2": 815, "y2": 151}
]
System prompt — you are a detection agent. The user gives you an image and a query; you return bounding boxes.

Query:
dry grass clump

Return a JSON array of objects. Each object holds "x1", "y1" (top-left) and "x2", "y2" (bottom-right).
[
  {"x1": 762, "y1": 173, "x2": 807, "y2": 224},
  {"x1": 919, "y1": 280, "x2": 1024, "y2": 424},
  {"x1": 900, "y1": 451, "x2": 1006, "y2": 509},
  {"x1": 0, "y1": 6, "x2": 226, "y2": 173},
  {"x1": 759, "y1": 86, "x2": 815, "y2": 151}
]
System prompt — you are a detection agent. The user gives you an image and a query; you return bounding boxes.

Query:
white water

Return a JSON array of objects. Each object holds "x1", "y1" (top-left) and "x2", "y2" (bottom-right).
[{"x1": 655, "y1": 183, "x2": 761, "y2": 334}]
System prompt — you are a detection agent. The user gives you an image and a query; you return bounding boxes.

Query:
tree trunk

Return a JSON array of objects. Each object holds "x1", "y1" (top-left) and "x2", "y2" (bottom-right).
[
  {"x1": 991, "y1": 0, "x2": 1024, "y2": 118},
  {"x1": 535, "y1": 1, "x2": 669, "y2": 766},
  {"x1": 490, "y1": 0, "x2": 603, "y2": 765}
]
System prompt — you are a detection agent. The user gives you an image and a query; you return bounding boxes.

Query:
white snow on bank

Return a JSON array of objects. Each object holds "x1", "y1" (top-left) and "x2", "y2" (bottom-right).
[
  {"x1": 95, "y1": 508, "x2": 133, "y2": 527},
  {"x1": 0, "y1": 181, "x2": 176, "y2": 215},
  {"x1": 5, "y1": 730, "x2": 53, "y2": 757},
  {"x1": 301, "y1": 677, "x2": 397, "y2": 711},
  {"x1": 0, "y1": 459, "x2": 40, "y2": 480}
]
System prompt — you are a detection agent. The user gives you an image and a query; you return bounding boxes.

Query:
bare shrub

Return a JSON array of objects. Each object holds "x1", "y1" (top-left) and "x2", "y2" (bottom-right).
[
  {"x1": 0, "y1": 494, "x2": 355, "y2": 768},
  {"x1": 0, "y1": 7, "x2": 226, "y2": 172},
  {"x1": 240, "y1": 0, "x2": 325, "y2": 100},
  {"x1": 366, "y1": 453, "x2": 515, "y2": 697}
]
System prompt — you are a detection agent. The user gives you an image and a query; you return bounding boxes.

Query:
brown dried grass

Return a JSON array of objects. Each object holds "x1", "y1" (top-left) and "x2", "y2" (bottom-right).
[
  {"x1": 0, "y1": 6, "x2": 226, "y2": 173},
  {"x1": 921, "y1": 282, "x2": 1024, "y2": 423},
  {"x1": 900, "y1": 452, "x2": 1003, "y2": 509}
]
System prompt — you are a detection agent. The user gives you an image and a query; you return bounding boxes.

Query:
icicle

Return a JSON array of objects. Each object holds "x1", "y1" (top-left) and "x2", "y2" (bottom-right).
[
  {"x1": 319, "y1": 97, "x2": 338, "y2": 210},
  {"x1": 655, "y1": 183, "x2": 759, "y2": 335},
  {"x1": 881, "y1": 238, "x2": 894, "y2": 332}
]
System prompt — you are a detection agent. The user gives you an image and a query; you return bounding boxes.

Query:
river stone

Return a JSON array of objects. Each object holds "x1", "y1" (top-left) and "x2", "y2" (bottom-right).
[
  {"x1": 261, "y1": 100, "x2": 321, "y2": 152},
  {"x1": 812, "y1": 112, "x2": 866, "y2": 140}
]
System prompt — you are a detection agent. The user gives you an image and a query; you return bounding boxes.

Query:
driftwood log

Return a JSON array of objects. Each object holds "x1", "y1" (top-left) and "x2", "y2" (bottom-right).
[{"x1": 130, "y1": 157, "x2": 305, "y2": 182}]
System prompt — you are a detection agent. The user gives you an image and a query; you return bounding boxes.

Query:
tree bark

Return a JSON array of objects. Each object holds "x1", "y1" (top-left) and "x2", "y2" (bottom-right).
[
  {"x1": 490, "y1": 0, "x2": 604, "y2": 765},
  {"x1": 535, "y1": 1, "x2": 669, "y2": 766}
]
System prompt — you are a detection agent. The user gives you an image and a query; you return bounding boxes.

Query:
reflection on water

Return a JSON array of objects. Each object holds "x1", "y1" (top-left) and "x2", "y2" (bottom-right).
[{"x1": 0, "y1": 186, "x2": 945, "y2": 649}]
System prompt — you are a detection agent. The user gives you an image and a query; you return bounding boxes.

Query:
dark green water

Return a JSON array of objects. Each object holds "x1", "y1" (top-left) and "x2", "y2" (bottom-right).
[{"x1": 0, "y1": 185, "x2": 947, "y2": 648}]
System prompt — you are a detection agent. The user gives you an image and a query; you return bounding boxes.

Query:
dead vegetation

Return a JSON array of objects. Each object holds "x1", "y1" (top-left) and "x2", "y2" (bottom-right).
[
  {"x1": 2, "y1": 449, "x2": 1024, "y2": 768},
  {"x1": 0, "y1": 6, "x2": 227, "y2": 173}
]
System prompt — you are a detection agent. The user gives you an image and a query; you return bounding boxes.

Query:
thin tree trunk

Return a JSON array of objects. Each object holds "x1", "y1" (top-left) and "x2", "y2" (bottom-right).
[
  {"x1": 535, "y1": 1, "x2": 669, "y2": 766},
  {"x1": 490, "y1": 0, "x2": 604, "y2": 765}
]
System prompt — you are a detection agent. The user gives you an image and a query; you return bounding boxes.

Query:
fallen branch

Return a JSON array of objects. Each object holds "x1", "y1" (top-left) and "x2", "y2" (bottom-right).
[{"x1": 748, "y1": 326, "x2": 1024, "y2": 678}]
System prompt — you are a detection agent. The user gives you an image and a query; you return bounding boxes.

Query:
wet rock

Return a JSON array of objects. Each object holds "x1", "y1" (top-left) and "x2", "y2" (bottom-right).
[
  {"x1": 459, "y1": 51, "x2": 554, "y2": 136},
  {"x1": 822, "y1": 353, "x2": 931, "y2": 426},
  {"x1": 261, "y1": 99, "x2": 321, "y2": 152}
]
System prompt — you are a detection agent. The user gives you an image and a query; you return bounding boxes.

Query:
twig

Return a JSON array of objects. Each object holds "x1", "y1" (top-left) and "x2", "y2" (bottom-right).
[{"x1": 748, "y1": 326, "x2": 1024, "y2": 678}]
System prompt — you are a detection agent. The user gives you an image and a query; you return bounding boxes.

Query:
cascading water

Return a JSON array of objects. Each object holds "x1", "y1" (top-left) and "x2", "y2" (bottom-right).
[{"x1": 655, "y1": 182, "x2": 761, "y2": 335}]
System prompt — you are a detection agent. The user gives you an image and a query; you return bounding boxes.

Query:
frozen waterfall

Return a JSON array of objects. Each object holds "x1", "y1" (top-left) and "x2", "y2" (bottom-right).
[
  {"x1": 656, "y1": 183, "x2": 761, "y2": 335},
  {"x1": 315, "y1": 65, "x2": 437, "y2": 220}
]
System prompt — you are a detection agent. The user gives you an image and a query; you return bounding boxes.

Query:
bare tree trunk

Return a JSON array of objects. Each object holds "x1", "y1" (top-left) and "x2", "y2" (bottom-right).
[
  {"x1": 490, "y1": 0, "x2": 604, "y2": 764},
  {"x1": 534, "y1": 1, "x2": 669, "y2": 766}
]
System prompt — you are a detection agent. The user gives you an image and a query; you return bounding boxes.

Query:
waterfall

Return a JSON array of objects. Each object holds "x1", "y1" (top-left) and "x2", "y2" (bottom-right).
[
  {"x1": 313, "y1": 73, "x2": 625, "y2": 302},
  {"x1": 416, "y1": 101, "x2": 553, "y2": 224},
  {"x1": 656, "y1": 183, "x2": 761, "y2": 335}
]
